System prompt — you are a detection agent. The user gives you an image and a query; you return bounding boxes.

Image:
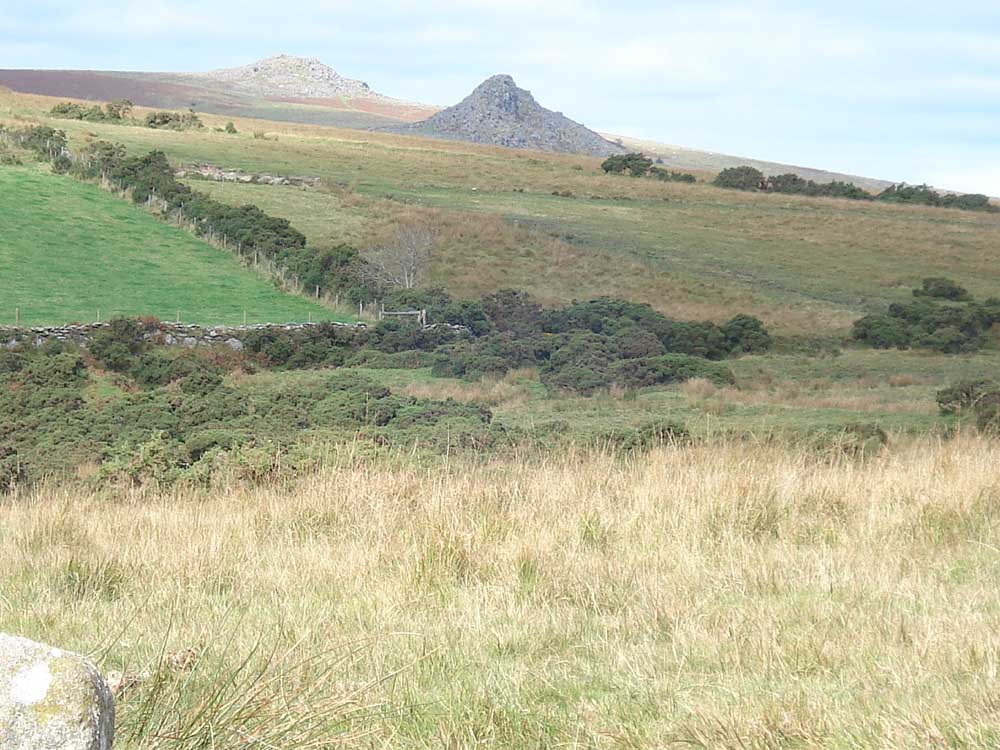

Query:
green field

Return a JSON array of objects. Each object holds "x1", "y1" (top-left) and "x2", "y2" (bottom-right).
[{"x1": 0, "y1": 166, "x2": 344, "y2": 326}]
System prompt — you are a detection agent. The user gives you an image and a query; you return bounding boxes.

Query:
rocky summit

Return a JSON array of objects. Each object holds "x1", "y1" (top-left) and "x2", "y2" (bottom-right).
[
  {"x1": 392, "y1": 74, "x2": 624, "y2": 157},
  {"x1": 188, "y1": 54, "x2": 380, "y2": 100}
]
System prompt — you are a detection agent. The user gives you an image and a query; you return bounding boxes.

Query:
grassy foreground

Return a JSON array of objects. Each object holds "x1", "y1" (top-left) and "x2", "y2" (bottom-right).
[
  {"x1": 0, "y1": 166, "x2": 341, "y2": 326},
  {"x1": 4, "y1": 438, "x2": 1000, "y2": 748}
]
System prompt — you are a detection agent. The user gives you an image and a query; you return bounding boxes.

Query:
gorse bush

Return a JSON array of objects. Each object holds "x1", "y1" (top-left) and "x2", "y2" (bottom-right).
[
  {"x1": 713, "y1": 166, "x2": 765, "y2": 191},
  {"x1": 936, "y1": 380, "x2": 1000, "y2": 435},
  {"x1": 1, "y1": 125, "x2": 67, "y2": 161},
  {"x1": 877, "y1": 184, "x2": 995, "y2": 212},
  {"x1": 144, "y1": 110, "x2": 204, "y2": 130},
  {"x1": 50, "y1": 99, "x2": 132, "y2": 123},
  {"x1": 914, "y1": 277, "x2": 972, "y2": 301},
  {"x1": 0, "y1": 346, "x2": 500, "y2": 486},
  {"x1": 601, "y1": 153, "x2": 653, "y2": 177},
  {"x1": 713, "y1": 165, "x2": 995, "y2": 213},
  {"x1": 853, "y1": 280, "x2": 1000, "y2": 353},
  {"x1": 601, "y1": 153, "x2": 695, "y2": 182},
  {"x1": 936, "y1": 380, "x2": 1000, "y2": 415}
]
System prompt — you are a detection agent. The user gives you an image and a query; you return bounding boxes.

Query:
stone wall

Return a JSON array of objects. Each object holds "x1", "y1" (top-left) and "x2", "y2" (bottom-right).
[
  {"x1": 0, "y1": 320, "x2": 468, "y2": 351},
  {"x1": 0, "y1": 321, "x2": 363, "y2": 351},
  {"x1": 176, "y1": 164, "x2": 322, "y2": 188}
]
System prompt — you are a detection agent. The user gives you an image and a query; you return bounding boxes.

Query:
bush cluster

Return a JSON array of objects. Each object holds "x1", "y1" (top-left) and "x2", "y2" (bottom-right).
[
  {"x1": 426, "y1": 294, "x2": 767, "y2": 394},
  {"x1": 713, "y1": 166, "x2": 996, "y2": 213},
  {"x1": 0, "y1": 344, "x2": 499, "y2": 488},
  {"x1": 50, "y1": 99, "x2": 132, "y2": 123},
  {"x1": 601, "y1": 153, "x2": 695, "y2": 183},
  {"x1": 877, "y1": 184, "x2": 994, "y2": 211},
  {"x1": 0, "y1": 125, "x2": 68, "y2": 164},
  {"x1": 936, "y1": 380, "x2": 1000, "y2": 434},
  {"x1": 852, "y1": 279, "x2": 1000, "y2": 353},
  {"x1": 144, "y1": 110, "x2": 204, "y2": 130}
]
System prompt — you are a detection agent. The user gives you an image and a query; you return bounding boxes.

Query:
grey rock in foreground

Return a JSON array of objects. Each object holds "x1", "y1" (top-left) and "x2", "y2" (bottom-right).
[{"x1": 0, "y1": 632, "x2": 115, "y2": 750}]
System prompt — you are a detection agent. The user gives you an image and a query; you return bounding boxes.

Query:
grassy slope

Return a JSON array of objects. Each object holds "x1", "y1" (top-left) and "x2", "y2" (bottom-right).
[
  {"x1": 7, "y1": 88, "x2": 995, "y2": 334},
  {"x1": 0, "y1": 166, "x2": 344, "y2": 326}
]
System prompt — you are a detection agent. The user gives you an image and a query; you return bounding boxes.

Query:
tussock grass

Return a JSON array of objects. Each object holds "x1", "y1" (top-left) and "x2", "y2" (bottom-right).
[{"x1": 4, "y1": 438, "x2": 1000, "y2": 747}]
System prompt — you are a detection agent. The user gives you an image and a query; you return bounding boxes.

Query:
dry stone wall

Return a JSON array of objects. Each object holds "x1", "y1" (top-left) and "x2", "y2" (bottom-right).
[
  {"x1": 176, "y1": 163, "x2": 322, "y2": 188},
  {"x1": 0, "y1": 321, "x2": 363, "y2": 351}
]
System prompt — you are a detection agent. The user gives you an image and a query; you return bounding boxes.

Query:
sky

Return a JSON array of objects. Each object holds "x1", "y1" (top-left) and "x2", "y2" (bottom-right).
[{"x1": 3, "y1": 1, "x2": 999, "y2": 194}]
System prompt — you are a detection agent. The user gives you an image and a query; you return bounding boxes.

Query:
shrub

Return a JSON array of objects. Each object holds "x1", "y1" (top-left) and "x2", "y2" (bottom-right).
[
  {"x1": 369, "y1": 318, "x2": 455, "y2": 354},
  {"x1": 144, "y1": 110, "x2": 204, "y2": 130},
  {"x1": 851, "y1": 314, "x2": 912, "y2": 349},
  {"x1": 481, "y1": 289, "x2": 544, "y2": 335},
  {"x1": 610, "y1": 354, "x2": 735, "y2": 389},
  {"x1": 432, "y1": 332, "x2": 549, "y2": 381},
  {"x1": 936, "y1": 380, "x2": 1000, "y2": 415},
  {"x1": 539, "y1": 333, "x2": 618, "y2": 394},
  {"x1": 601, "y1": 153, "x2": 653, "y2": 177},
  {"x1": 875, "y1": 184, "x2": 996, "y2": 213},
  {"x1": 5, "y1": 125, "x2": 67, "y2": 161},
  {"x1": 50, "y1": 99, "x2": 132, "y2": 123},
  {"x1": 766, "y1": 174, "x2": 871, "y2": 200},
  {"x1": 713, "y1": 166, "x2": 764, "y2": 191},
  {"x1": 649, "y1": 167, "x2": 696, "y2": 183},
  {"x1": 88, "y1": 318, "x2": 147, "y2": 372},
  {"x1": 225, "y1": 122, "x2": 238, "y2": 134},
  {"x1": 721, "y1": 314, "x2": 771, "y2": 354},
  {"x1": 977, "y1": 393, "x2": 1000, "y2": 435},
  {"x1": 917, "y1": 326, "x2": 981, "y2": 354},
  {"x1": 914, "y1": 277, "x2": 972, "y2": 301}
]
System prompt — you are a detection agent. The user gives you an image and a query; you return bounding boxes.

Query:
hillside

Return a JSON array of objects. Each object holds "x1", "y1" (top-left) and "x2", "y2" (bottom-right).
[
  {"x1": 0, "y1": 166, "x2": 341, "y2": 326},
  {"x1": 0, "y1": 58, "x2": 915, "y2": 187},
  {"x1": 389, "y1": 74, "x2": 623, "y2": 156},
  {"x1": 607, "y1": 133, "x2": 897, "y2": 193},
  {"x1": 5, "y1": 67, "x2": 1000, "y2": 750},
  {"x1": 4, "y1": 87, "x2": 999, "y2": 335},
  {"x1": 0, "y1": 56, "x2": 436, "y2": 130}
]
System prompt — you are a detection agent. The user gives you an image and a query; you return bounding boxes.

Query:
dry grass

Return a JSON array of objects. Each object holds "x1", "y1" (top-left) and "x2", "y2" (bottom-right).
[
  {"x1": 691, "y1": 377, "x2": 939, "y2": 415},
  {"x1": 402, "y1": 368, "x2": 537, "y2": 408},
  {"x1": 3, "y1": 438, "x2": 1000, "y2": 747}
]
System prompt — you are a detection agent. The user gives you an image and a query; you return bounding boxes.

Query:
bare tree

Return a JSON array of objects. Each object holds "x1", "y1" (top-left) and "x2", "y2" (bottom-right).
[{"x1": 363, "y1": 223, "x2": 437, "y2": 291}]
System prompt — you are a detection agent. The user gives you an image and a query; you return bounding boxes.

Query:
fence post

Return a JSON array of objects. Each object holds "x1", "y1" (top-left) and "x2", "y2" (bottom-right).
[
  {"x1": 15, "y1": 307, "x2": 20, "y2": 326},
  {"x1": 359, "y1": 301, "x2": 364, "y2": 319},
  {"x1": 243, "y1": 309, "x2": 248, "y2": 326},
  {"x1": 97, "y1": 309, "x2": 101, "y2": 323}
]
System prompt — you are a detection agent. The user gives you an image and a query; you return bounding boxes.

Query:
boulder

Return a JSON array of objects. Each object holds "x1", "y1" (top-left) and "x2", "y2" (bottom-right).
[{"x1": 0, "y1": 632, "x2": 115, "y2": 749}]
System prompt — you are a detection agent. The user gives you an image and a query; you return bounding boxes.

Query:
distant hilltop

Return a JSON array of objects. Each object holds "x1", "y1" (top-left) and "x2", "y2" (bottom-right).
[
  {"x1": 388, "y1": 74, "x2": 625, "y2": 157},
  {"x1": 183, "y1": 54, "x2": 381, "y2": 100}
]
